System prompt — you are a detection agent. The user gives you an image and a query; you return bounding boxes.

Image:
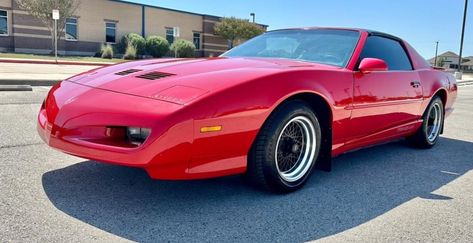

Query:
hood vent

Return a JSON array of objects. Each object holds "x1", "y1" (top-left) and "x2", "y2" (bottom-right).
[
  {"x1": 115, "y1": 69, "x2": 142, "y2": 76},
  {"x1": 137, "y1": 71, "x2": 175, "y2": 80}
]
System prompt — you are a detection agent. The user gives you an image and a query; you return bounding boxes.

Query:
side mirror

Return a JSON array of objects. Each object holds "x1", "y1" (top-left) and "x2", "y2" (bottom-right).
[{"x1": 358, "y1": 58, "x2": 388, "y2": 74}]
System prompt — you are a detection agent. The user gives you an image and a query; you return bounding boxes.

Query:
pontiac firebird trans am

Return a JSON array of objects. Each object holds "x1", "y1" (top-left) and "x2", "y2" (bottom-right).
[{"x1": 38, "y1": 28, "x2": 457, "y2": 193}]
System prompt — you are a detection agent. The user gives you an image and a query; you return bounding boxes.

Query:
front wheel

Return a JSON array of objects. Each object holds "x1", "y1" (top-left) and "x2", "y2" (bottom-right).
[
  {"x1": 407, "y1": 96, "x2": 444, "y2": 148},
  {"x1": 246, "y1": 100, "x2": 322, "y2": 193}
]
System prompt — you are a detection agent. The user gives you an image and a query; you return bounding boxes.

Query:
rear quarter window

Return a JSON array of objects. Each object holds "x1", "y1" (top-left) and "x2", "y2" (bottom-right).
[{"x1": 360, "y1": 36, "x2": 413, "y2": 71}]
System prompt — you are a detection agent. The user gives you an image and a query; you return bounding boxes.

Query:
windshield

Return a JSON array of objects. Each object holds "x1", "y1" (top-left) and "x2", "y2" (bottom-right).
[{"x1": 223, "y1": 29, "x2": 360, "y2": 67}]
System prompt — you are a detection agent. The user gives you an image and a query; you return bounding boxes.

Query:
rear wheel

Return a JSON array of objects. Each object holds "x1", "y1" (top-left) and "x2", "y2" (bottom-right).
[
  {"x1": 246, "y1": 100, "x2": 321, "y2": 193},
  {"x1": 407, "y1": 96, "x2": 444, "y2": 148}
]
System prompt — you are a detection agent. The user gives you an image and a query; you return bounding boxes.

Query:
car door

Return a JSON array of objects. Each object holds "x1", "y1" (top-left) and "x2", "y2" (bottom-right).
[{"x1": 348, "y1": 35, "x2": 423, "y2": 141}]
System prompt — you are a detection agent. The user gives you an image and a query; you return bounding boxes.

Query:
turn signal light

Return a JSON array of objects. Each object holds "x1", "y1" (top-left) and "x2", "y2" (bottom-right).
[{"x1": 200, "y1": 126, "x2": 222, "y2": 133}]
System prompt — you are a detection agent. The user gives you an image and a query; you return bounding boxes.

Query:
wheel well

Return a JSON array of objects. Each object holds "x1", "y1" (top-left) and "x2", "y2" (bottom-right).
[
  {"x1": 435, "y1": 89, "x2": 447, "y2": 106},
  {"x1": 284, "y1": 93, "x2": 332, "y2": 131},
  {"x1": 433, "y1": 89, "x2": 447, "y2": 134},
  {"x1": 282, "y1": 93, "x2": 333, "y2": 171}
]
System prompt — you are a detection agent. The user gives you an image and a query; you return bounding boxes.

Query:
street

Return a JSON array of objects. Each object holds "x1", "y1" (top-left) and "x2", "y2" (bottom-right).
[{"x1": 0, "y1": 84, "x2": 473, "y2": 242}]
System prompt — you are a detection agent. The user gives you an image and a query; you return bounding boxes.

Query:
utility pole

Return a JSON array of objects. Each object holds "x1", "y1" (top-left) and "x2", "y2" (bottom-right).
[
  {"x1": 250, "y1": 13, "x2": 255, "y2": 23},
  {"x1": 458, "y1": 0, "x2": 469, "y2": 72},
  {"x1": 434, "y1": 41, "x2": 439, "y2": 67}
]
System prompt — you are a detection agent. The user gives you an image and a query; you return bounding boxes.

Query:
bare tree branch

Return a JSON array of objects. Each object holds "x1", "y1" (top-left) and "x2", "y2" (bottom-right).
[{"x1": 15, "y1": 0, "x2": 80, "y2": 54}]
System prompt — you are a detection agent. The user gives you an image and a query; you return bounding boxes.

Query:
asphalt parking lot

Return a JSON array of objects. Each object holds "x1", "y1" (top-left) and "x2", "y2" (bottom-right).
[{"x1": 1, "y1": 84, "x2": 473, "y2": 242}]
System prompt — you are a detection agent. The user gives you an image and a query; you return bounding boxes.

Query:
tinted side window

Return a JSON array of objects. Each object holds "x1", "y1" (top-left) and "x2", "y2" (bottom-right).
[{"x1": 360, "y1": 36, "x2": 412, "y2": 71}]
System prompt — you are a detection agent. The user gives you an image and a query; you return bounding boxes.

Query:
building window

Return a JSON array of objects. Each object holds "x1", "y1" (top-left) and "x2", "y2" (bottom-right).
[
  {"x1": 105, "y1": 22, "x2": 117, "y2": 43},
  {"x1": 65, "y1": 17, "x2": 78, "y2": 41},
  {"x1": 0, "y1": 10, "x2": 8, "y2": 36},
  {"x1": 166, "y1": 27, "x2": 174, "y2": 44},
  {"x1": 193, "y1": 32, "x2": 201, "y2": 50}
]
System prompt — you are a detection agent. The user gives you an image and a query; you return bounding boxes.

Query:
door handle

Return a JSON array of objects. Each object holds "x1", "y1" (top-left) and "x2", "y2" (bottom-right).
[{"x1": 410, "y1": 81, "x2": 421, "y2": 88}]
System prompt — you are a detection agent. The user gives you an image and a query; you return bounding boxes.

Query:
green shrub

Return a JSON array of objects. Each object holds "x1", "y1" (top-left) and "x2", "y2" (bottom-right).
[
  {"x1": 146, "y1": 36, "x2": 170, "y2": 58},
  {"x1": 170, "y1": 39, "x2": 196, "y2": 58},
  {"x1": 101, "y1": 43, "x2": 114, "y2": 59},
  {"x1": 117, "y1": 33, "x2": 146, "y2": 55},
  {"x1": 123, "y1": 43, "x2": 137, "y2": 60}
]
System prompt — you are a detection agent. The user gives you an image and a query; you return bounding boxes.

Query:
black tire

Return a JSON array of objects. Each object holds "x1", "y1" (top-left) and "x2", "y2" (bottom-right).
[
  {"x1": 407, "y1": 96, "x2": 444, "y2": 149},
  {"x1": 246, "y1": 100, "x2": 322, "y2": 193}
]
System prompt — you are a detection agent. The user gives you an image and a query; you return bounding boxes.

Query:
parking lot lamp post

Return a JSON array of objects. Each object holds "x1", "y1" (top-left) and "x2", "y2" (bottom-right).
[{"x1": 458, "y1": 0, "x2": 469, "y2": 72}]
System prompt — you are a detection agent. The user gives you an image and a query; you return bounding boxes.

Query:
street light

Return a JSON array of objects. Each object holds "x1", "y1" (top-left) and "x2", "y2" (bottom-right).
[
  {"x1": 434, "y1": 41, "x2": 439, "y2": 67},
  {"x1": 250, "y1": 13, "x2": 255, "y2": 23},
  {"x1": 458, "y1": 0, "x2": 469, "y2": 72}
]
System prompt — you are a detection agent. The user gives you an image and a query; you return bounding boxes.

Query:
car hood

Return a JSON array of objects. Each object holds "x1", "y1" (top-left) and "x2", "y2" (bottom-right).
[{"x1": 67, "y1": 57, "x2": 339, "y2": 105}]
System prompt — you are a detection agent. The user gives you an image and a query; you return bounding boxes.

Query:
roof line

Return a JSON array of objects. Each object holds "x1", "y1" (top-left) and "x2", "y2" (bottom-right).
[
  {"x1": 367, "y1": 30, "x2": 403, "y2": 41},
  {"x1": 108, "y1": 0, "x2": 268, "y2": 27},
  {"x1": 108, "y1": 0, "x2": 221, "y2": 18}
]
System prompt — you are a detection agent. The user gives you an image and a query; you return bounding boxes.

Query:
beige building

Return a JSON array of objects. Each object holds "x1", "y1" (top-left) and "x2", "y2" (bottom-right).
[
  {"x1": 428, "y1": 51, "x2": 473, "y2": 71},
  {"x1": 0, "y1": 0, "x2": 267, "y2": 57}
]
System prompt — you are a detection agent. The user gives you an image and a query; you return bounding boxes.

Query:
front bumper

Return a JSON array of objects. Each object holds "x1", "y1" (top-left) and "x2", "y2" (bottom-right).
[{"x1": 37, "y1": 81, "x2": 193, "y2": 178}]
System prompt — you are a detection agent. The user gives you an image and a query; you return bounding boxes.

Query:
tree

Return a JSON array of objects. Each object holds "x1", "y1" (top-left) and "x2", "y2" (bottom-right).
[
  {"x1": 15, "y1": 0, "x2": 80, "y2": 54},
  {"x1": 146, "y1": 36, "x2": 170, "y2": 58},
  {"x1": 117, "y1": 33, "x2": 146, "y2": 55},
  {"x1": 436, "y1": 57, "x2": 446, "y2": 67},
  {"x1": 170, "y1": 39, "x2": 196, "y2": 58},
  {"x1": 214, "y1": 17, "x2": 265, "y2": 49}
]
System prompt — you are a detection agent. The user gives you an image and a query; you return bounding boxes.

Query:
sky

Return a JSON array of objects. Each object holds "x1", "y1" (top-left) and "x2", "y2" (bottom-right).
[{"x1": 131, "y1": 0, "x2": 471, "y2": 59}]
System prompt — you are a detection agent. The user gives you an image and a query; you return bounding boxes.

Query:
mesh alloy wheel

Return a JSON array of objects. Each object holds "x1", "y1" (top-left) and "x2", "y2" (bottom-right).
[
  {"x1": 275, "y1": 116, "x2": 317, "y2": 182},
  {"x1": 246, "y1": 100, "x2": 322, "y2": 193},
  {"x1": 407, "y1": 96, "x2": 444, "y2": 149},
  {"x1": 426, "y1": 102, "x2": 442, "y2": 143}
]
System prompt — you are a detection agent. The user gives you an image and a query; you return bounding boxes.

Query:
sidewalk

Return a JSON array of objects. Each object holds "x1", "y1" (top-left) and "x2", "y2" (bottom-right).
[
  {"x1": 0, "y1": 57, "x2": 115, "y2": 66},
  {"x1": 460, "y1": 73, "x2": 473, "y2": 82},
  {"x1": 0, "y1": 62, "x2": 100, "y2": 86}
]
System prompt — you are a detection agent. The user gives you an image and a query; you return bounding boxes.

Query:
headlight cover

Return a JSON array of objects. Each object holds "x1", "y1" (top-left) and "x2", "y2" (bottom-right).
[{"x1": 127, "y1": 127, "x2": 151, "y2": 145}]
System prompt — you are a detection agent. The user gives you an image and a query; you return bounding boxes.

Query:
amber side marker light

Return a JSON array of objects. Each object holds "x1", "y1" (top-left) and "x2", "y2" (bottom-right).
[{"x1": 200, "y1": 126, "x2": 222, "y2": 133}]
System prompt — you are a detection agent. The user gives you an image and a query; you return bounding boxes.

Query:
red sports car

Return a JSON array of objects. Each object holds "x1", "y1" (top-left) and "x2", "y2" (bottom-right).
[{"x1": 38, "y1": 28, "x2": 457, "y2": 193}]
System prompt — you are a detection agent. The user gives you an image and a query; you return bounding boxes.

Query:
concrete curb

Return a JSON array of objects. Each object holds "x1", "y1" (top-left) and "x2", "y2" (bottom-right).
[
  {"x1": 458, "y1": 80, "x2": 473, "y2": 86},
  {"x1": 0, "y1": 85, "x2": 33, "y2": 91},
  {"x1": 0, "y1": 58, "x2": 112, "y2": 66},
  {"x1": 0, "y1": 80, "x2": 60, "y2": 86}
]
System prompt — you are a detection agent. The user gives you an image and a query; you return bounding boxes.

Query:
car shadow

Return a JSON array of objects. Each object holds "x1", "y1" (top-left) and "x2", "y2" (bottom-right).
[{"x1": 42, "y1": 137, "x2": 473, "y2": 242}]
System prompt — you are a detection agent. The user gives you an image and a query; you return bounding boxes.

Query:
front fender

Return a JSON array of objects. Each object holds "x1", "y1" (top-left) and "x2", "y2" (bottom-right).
[{"x1": 181, "y1": 69, "x2": 353, "y2": 178}]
